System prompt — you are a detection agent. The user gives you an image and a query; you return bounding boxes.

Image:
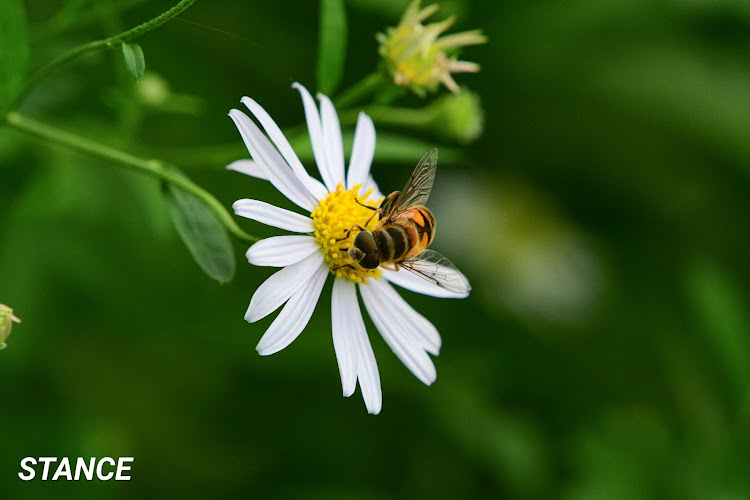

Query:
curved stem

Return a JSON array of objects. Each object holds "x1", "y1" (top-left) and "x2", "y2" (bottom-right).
[
  {"x1": 11, "y1": 0, "x2": 197, "y2": 109},
  {"x1": 334, "y1": 72, "x2": 385, "y2": 109},
  {"x1": 338, "y1": 104, "x2": 432, "y2": 129},
  {"x1": 32, "y1": 0, "x2": 150, "y2": 43},
  {"x1": 4, "y1": 112, "x2": 257, "y2": 244}
]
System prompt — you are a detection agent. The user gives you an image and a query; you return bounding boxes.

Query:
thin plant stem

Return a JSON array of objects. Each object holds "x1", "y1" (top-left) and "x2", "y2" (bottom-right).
[
  {"x1": 4, "y1": 112, "x2": 257, "y2": 244},
  {"x1": 334, "y1": 72, "x2": 386, "y2": 109},
  {"x1": 340, "y1": 105, "x2": 431, "y2": 128},
  {"x1": 11, "y1": 0, "x2": 197, "y2": 109},
  {"x1": 32, "y1": 0, "x2": 150, "y2": 43}
]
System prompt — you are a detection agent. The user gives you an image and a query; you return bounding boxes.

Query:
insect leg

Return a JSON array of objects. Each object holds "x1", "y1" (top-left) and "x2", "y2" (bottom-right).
[
  {"x1": 355, "y1": 198, "x2": 379, "y2": 211},
  {"x1": 363, "y1": 209, "x2": 381, "y2": 227}
]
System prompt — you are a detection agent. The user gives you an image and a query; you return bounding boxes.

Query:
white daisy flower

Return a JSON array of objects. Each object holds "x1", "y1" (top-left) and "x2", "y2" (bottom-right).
[{"x1": 228, "y1": 83, "x2": 469, "y2": 414}]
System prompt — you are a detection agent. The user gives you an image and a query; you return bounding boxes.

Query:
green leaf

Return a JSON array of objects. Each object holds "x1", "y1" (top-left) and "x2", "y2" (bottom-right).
[
  {"x1": 316, "y1": 0, "x2": 347, "y2": 95},
  {"x1": 121, "y1": 42, "x2": 146, "y2": 81},
  {"x1": 685, "y1": 260, "x2": 750, "y2": 397},
  {"x1": 165, "y1": 184, "x2": 235, "y2": 283},
  {"x1": 0, "y1": 0, "x2": 30, "y2": 112}
]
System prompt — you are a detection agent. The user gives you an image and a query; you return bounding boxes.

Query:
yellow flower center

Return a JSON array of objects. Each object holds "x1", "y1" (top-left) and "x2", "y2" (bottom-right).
[{"x1": 311, "y1": 184, "x2": 383, "y2": 284}]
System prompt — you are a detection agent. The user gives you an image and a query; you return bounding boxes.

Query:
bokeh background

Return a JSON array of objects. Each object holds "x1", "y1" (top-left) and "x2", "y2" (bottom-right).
[{"x1": 2, "y1": 0, "x2": 750, "y2": 497}]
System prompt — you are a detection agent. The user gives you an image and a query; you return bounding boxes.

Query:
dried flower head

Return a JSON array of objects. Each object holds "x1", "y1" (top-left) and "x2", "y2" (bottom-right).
[
  {"x1": 0, "y1": 304, "x2": 21, "y2": 350},
  {"x1": 377, "y1": 0, "x2": 487, "y2": 95}
]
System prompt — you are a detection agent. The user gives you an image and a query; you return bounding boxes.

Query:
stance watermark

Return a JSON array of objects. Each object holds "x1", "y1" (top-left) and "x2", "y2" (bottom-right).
[{"x1": 18, "y1": 457, "x2": 134, "y2": 481}]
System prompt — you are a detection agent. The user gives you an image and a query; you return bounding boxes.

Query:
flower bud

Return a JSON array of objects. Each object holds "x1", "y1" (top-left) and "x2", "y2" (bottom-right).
[
  {"x1": 0, "y1": 304, "x2": 20, "y2": 350},
  {"x1": 427, "y1": 89, "x2": 484, "y2": 143},
  {"x1": 377, "y1": 0, "x2": 487, "y2": 96},
  {"x1": 138, "y1": 72, "x2": 171, "y2": 106}
]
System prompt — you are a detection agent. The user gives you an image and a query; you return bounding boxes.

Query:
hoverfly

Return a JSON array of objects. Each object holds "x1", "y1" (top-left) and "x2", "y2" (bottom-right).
[{"x1": 340, "y1": 148, "x2": 471, "y2": 295}]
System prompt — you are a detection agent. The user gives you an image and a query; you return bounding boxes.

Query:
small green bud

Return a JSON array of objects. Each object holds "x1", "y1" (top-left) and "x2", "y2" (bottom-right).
[
  {"x1": 137, "y1": 73, "x2": 205, "y2": 116},
  {"x1": 138, "y1": 72, "x2": 171, "y2": 106},
  {"x1": 428, "y1": 90, "x2": 484, "y2": 144},
  {"x1": 0, "y1": 304, "x2": 21, "y2": 350}
]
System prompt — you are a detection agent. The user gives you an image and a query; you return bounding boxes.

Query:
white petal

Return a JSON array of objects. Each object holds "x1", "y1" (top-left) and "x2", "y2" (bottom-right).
[
  {"x1": 331, "y1": 278, "x2": 359, "y2": 397},
  {"x1": 351, "y1": 305, "x2": 382, "y2": 414},
  {"x1": 360, "y1": 281, "x2": 437, "y2": 386},
  {"x1": 346, "y1": 112, "x2": 376, "y2": 190},
  {"x1": 317, "y1": 93, "x2": 346, "y2": 190},
  {"x1": 229, "y1": 109, "x2": 318, "y2": 211},
  {"x1": 331, "y1": 278, "x2": 383, "y2": 414},
  {"x1": 368, "y1": 279, "x2": 441, "y2": 355},
  {"x1": 293, "y1": 83, "x2": 334, "y2": 192},
  {"x1": 232, "y1": 199, "x2": 314, "y2": 233},
  {"x1": 356, "y1": 341, "x2": 382, "y2": 414},
  {"x1": 246, "y1": 235, "x2": 319, "y2": 267},
  {"x1": 383, "y1": 267, "x2": 470, "y2": 298},
  {"x1": 256, "y1": 264, "x2": 328, "y2": 355},
  {"x1": 245, "y1": 252, "x2": 324, "y2": 323},
  {"x1": 241, "y1": 96, "x2": 328, "y2": 200},
  {"x1": 226, "y1": 159, "x2": 268, "y2": 180}
]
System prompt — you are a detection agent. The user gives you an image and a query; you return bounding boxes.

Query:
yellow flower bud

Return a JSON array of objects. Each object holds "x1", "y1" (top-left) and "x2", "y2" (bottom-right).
[
  {"x1": 0, "y1": 304, "x2": 21, "y2": 350},
  {"x1": 377, "y1": 0, "x2": 487, "y2": 96}
]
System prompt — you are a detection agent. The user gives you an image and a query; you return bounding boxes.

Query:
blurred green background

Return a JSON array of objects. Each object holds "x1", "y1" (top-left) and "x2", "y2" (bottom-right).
[{"x1": 2, "y1": 0, "x2": 750, "y2": 497}]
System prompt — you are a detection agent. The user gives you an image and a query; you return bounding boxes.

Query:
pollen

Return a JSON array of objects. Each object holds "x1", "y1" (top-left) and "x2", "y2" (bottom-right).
[{"x1": 312, "y1": 183, "x2": 383, "y2": 284}]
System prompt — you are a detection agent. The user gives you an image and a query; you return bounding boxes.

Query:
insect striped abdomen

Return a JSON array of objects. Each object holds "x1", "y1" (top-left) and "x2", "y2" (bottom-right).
[
  {"x1": 373, "y1": 225, "x2": 410, "y2": 263},
  {"x1": 399, "y1": 207, "x2": 435, "y2": 259},
  {"x1": 411, "y1": 207, "x2": 435, "y2": 247},
  {"x1": 387, "y1": 226, "x2": 409, "y2": 260},
  {"x1": 374, "y1": 229, "x2": 392, "y2": 261}
]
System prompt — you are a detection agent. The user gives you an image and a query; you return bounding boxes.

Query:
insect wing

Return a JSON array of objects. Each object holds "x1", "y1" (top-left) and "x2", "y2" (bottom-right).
[
  {"x1": 387, "y1": 148, "x2": 438, "y2": 219},
  {"x1": 399, "y1": 249, "x2": 471, "y2": 295}
]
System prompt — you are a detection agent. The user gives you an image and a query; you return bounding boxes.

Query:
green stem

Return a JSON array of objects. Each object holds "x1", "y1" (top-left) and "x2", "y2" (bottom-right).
[
  {"x1": 32, "y1": 0, "x2": 150, "y2": 43},
  {"x1": 365, "y1": 105, "x2": 432, "y2": 127},
  {"x1": 338, "y1": 104, "x2": 432, "y2": 129},
  {"x1": 4, "y1": 112, "x2": 257, "y2": 244},
  {"x1": 334, "y1": 72, "x2": 386, "y2": 109},
  {"x1": 11, "y1": 0, "x2": 197, "y2": 109}
]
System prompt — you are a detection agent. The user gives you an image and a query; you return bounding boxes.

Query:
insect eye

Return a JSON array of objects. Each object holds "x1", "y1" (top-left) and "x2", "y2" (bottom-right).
[{"x1": 348, "y1": 247, "x2": 365, "y2": 262}]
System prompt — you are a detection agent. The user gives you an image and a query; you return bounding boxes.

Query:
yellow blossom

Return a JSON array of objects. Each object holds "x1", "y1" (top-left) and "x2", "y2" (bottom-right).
[
  {"x1": 377, "y1": 0, "x2": 487, "y2": 95},
  {"x1": 0, "y1": 303, "x2": 21, "y2": 350}
]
